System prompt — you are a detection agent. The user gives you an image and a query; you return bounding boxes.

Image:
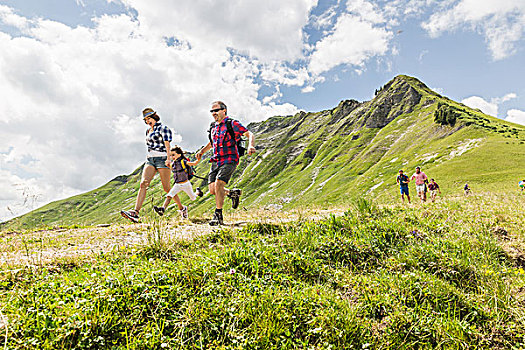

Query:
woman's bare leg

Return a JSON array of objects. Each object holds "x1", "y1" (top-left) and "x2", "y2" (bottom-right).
[{"x1": 134, "y1": 165, "x2": 157, "y2": 213}]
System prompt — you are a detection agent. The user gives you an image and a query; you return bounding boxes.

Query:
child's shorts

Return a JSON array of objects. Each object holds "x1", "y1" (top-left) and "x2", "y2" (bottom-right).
[{"x1": 167, "y1": 181, "x2": 197, "y2": 200}]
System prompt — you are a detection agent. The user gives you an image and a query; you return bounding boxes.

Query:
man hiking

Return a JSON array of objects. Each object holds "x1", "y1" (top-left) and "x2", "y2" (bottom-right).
[
  {"x1": 411, "y1": 166, "x2": 428, "y2": 202},
  {"x1": 396, "y1": 169, "x2": 411, "y2": 203},
  {"x1": 196, "y1": 101, "x2": 256, "y2": 226}
]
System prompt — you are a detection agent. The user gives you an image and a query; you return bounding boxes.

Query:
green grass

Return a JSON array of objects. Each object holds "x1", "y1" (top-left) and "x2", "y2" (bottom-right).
[{"x1": 2, "y1": 194, "x2": 525, "y2": 349}]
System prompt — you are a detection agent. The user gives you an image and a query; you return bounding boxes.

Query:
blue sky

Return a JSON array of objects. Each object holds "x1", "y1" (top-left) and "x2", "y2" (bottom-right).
[{"x1": 0, "y1": 0, "x2": 524, "y2": 221}]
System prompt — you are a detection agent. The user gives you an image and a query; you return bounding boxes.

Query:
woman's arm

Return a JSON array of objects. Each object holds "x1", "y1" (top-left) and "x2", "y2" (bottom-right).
[{"x1": 164, "y1": 141, "x2": 171, "y2": 166}]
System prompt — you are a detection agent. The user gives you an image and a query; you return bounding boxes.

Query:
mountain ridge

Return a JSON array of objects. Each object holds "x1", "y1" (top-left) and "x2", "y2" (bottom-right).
[{"x1": 2, "y1": 75, "x2": 524, "y2": 230}]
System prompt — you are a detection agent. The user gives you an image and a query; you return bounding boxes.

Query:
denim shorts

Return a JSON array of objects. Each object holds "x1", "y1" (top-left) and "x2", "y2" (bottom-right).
[
  {"x1": 145, "y1": 156, "x2": 168, "y2": 169},
  {"x1": 208, "y1": 162, "x2": 237, "y2": 184},
  {"x1": 400, "y1": 186, "x2": 409, "y2": 195}
]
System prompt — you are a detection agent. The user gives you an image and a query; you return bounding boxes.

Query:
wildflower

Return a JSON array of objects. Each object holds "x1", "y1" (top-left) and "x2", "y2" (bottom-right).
[
  {"x1": 161, "y1": 343, "x2": 168, "y2": 348},
  {"x1": 519, "y1": 268, "x2": 525, "y2": 275},
  {"x1": 229, "y1": 268, "x2": 236, "y2": 274},
  {"x1": 91, "y1": 273, "x2": 97, "y2": 278}
]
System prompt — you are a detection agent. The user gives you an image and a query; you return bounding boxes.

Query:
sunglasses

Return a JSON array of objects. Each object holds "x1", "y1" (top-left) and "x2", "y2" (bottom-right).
[{"x1": 210, "y1": 108, "x2": 224, "y2": 113}]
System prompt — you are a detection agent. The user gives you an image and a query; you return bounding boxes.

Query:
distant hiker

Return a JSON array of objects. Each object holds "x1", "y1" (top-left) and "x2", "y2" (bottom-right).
[
  {"x1": 153, "y1": 146, "x2": 203, "y2": 219},
  {"x1": 396, "y1": 169, "x2": 411, "y2": 203},
  {"x1": 464, "y1": 183, "x2": 471, "y2": 196},
  {"x1": 428, "y1": 178, "x2": 441, "y2": 202},
  {"x1": 411, "y1": 166, "x2": 428, "y2": 202},
  {"x1": 195, "y1": 101, "x2": 256, "y2": 226},
  {"x1": 519, "y1": 180, "x2": 525, "y2": 192},
  {"x1": 120, "y1": 108, "x2": 178, "y2": 223}
]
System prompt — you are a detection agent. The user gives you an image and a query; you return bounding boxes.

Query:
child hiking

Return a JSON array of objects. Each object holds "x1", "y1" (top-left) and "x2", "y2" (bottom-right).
[
  {"x1": 153, "y1": 146, "x2": 203, "y2": 219},
  {"x1": 428, "y1": 178, "x2": 441, "y2": 202}
]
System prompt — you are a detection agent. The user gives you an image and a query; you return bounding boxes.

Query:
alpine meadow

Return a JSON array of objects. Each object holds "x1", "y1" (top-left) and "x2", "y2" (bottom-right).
[{"x1": 2, "y1": 75, "x2": 525, "y2": 349}]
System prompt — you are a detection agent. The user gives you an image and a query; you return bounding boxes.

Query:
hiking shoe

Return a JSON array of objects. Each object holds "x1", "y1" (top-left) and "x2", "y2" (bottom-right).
[
  {"x1": 180, "y1": 206, "x2": 188, "y2": 220},
  {"x1": 196, "y1": 187, "x2": 204, "y2": 197},
  {"x1": 209, "y1": 212, "x2": 224, "y2": 226},
  {"x1": 153, "y1": 206, "x2": 165, "y2": 216},
  {"x1": 228, "y1": 189, "x2": 242, "y2": 209},
  {"x1": 120, "y1": 210, "x2": 139, "y2": 223}
]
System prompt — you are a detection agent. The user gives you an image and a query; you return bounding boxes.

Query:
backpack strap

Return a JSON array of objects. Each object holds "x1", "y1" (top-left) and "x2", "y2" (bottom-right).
[
  {"x1": 225, "y1": 119, "x2": 236, "y2": 143},
  {"x1": 208, "y1": 119, "x2": 237, "y2": 145},
  {"x1": 207, "y1": 122, "x2": 214, "y2": 145}
]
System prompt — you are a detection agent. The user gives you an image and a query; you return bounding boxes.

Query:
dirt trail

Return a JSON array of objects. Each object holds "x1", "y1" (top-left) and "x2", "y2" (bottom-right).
[{"x1": 0, "y1": 208, "x2": 344, "y2": 267}]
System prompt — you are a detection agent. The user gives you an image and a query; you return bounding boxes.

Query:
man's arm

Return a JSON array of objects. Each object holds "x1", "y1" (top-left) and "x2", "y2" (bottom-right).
[
  {"x1": 196, "y1": 142, "x2": 212, "y2": 160},
  {"x1": 243, "y1": 130, "x2": 256, "y2": 155}
]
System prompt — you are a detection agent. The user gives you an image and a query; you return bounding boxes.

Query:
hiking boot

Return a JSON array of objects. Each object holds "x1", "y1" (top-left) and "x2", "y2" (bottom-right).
[
  {"x1": 180, "y1": 206, "x2": 188, "y2": 220},
  {"x1": 120, "y1": 210, "x2": 139, "y2": 223},
  {"x1": 153, "y1": 206, "x2": 165, "y2": 216},
  {"x1": 227, "y1": 189, "x2": 242, "y2": 209},
  {"x1": 209, "y1": 212, "x2": 224, "y2": 226},
  {"x1": 196, "y1": 187, "x2": 204, "y2": 197}
]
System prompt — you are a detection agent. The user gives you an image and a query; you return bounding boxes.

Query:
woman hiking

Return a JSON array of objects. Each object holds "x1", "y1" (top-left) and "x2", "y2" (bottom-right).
[{"x1": 120, "y1": 108, "x2": 179, "y2": 223}]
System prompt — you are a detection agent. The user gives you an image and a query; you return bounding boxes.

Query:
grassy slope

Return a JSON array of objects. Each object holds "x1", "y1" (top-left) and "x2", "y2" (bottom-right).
[
  {"x1": 2, "y1": 75, "x2": 524, "y2": 230},
  {"x1": 2, "y1": 195, "x2": 525, "y2": 349}
]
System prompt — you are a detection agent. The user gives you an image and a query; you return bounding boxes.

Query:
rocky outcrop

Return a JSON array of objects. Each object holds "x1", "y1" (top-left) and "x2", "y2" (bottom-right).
[
  {"x1": 363, "y1": 77, "x2": 422, "y2": 128},
  {"x1": 328, "y1": 99, "x2": 361, "y2": 125}
]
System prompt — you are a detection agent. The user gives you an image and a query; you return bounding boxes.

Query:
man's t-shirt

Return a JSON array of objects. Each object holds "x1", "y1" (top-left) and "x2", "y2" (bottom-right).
[
  {"x1": 411, "y1": 172, "x2": 428, "y2": 185},
  {"x1": 397, "y1": 174, "x2": 409, "y2": 188}
]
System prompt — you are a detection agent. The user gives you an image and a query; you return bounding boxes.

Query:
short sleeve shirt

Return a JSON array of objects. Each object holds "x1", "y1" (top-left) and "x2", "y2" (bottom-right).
[
  {"x1": 397, "y1": 174, "x2": 409, "y2": 188},
  {"x1": 171, "y1": 159, "x2": 189, "y2": 183},
  {"x1": 428, "y1": 182, "x2": 439, "y2": 190},
  {"x1": 210, "y1": 117, "x2": 248, "y2": 167},
  {"x1": 146, "y1": 122, "x2": 172, "y2": 153},
  {"x1": 411, "y1": 172, "x2": 428, "y2": 185}
]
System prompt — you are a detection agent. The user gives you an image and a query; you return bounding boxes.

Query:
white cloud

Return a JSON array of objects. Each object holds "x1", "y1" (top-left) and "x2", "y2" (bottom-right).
[
  {"x1": 347, "y1": 0, "x2": 386, "y2": 24},
  {"x1": 0, "y1": 8, "x2": 302, "y2": 222},
  {"x1": 462, "y1": 93, "x2": 518, "y2": 118},
  {"x1": 493, "y1": 93, "x2": 517, "y2": 104},
  {"x1": 308, "y1": 13, "x2": 392, "y2": 75},
  {"x1": 310, "y1": 4, "x2": 339, "y2": 29},
  {"x1": 117, "y1": 0, "x2": 318, "y2": 61},
  {"x1": 462, "y1": 96, "x2": 498, "y2": 116},
  {"x1": 422, "y1": 0, "x2": 525, "y2": 60},
  {"x1": 506, "y1": 109, "x2": 525, "y2": 125},
  {"x1": 301, "y1": 85, "x2": 315, "y2": 93},
  {"x1": 0, "y1": 5, "x2": 30, "y2": 30}
]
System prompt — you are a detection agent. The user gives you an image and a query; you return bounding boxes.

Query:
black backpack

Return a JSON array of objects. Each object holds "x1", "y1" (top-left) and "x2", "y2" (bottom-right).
[{"x1": 208, "y1": 119, "x2": 246, "y2": 156}]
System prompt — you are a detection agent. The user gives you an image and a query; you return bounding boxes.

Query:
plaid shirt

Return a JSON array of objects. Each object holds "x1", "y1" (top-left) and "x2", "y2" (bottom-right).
[
  {"x1": 210, "y1": 117, "x2": 248, "y2": 166},
  {"x1": 146, "y1": 122, "x2": 172, "y2": 153}
]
